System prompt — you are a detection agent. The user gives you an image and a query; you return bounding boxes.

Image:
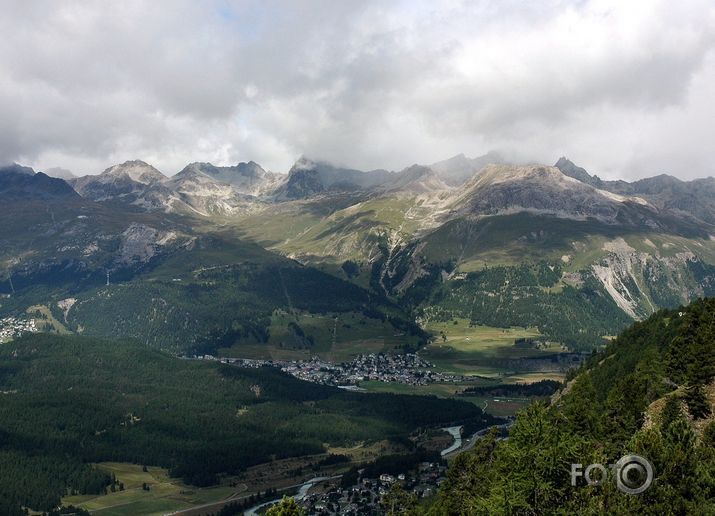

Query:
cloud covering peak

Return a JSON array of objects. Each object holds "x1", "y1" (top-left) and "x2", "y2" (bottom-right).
[{"x1": 1, "y1": 0, "x2": 714, "y2": 179}]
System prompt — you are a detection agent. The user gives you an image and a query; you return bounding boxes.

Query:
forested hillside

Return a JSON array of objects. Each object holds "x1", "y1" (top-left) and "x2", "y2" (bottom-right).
[
  {"x1": 413, "y1": 261, "x2": 633, "y2": 350},
  {"x1": 0, "y1": 226, "x2": 424, "y2": 356},
  {"x1": 0, "y1": 334, "x2": 493, "y2": 514},
  {"x1": 432, "y1": 297, "x2": 715, "y2": 514},
  {"x1": 65, "y1": 261, "x2": 418, "y2": 354}
]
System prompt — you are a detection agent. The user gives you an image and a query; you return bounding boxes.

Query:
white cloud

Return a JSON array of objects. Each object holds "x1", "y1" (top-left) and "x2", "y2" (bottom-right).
[{"x1": 0, "y1": 0, "x2": 713, "y2": 179}]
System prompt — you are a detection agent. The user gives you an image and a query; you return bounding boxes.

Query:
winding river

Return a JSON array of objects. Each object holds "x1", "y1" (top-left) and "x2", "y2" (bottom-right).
[
  {"x1": 244, "y1": 476, "x2": 338, "y2": 515},
  {"x1": 440, "y1": 425, "x2": 463, "y2": 456}
]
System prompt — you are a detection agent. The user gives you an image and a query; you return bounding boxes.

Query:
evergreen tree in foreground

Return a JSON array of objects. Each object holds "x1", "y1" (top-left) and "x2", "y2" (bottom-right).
[{"x1": 266, "y1": 496, "x2": 306, "y2": 516}]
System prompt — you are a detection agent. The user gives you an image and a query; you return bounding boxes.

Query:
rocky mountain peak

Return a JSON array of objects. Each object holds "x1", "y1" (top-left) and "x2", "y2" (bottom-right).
[
  {"x1": 554, "y1": 157, "x2": 602, "y2": 186},
  {"x1": 102, "y1": 160, "x2": 166, "y2": 184},
  {"x1": 274, "y1": 157, "x2": 391, "y2": 200},
  {"x1": 292, "y1": 155, "x2": 317, "y2": 171},
  {"x1": 381, "y1": 164, "x2": 449, "y2": 194},
  {"x1": 236, "y1": 161, "x2": 267, "y2": 177},
  {"x1": 554, "y1": 156, "x2": 575, "y2": 169},
  {"x1": 451, "y1": 163, "x2": 654, "y2": 224},
  {"x1": 175, "y1": 161, "x2": 276, "y2": 193},
  {"x1": 175, "y1": 162, "x2": 212, "y2": 179},
  {"x1": 70, "y1": 160, "x2": 166, "y2": 204},
  {"x1": 0, "y1": 163, "x2": 36, "y2": 176},
  {"x1": 279, "y1": 162, "x2": 325, "y2": 199},
  {"x1": 430, "y1": 151, "x2": 505, "y2": 186}
]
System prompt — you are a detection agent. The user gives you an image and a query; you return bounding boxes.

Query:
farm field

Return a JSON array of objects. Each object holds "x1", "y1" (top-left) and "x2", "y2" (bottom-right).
[
  {"x1": 359, "y1": 380, "x2": 474, "y2": 397},
  {"x1": 359, "y1": 380, "x2": 536, "y2": 417},
  {"x1": 62, "y1": 463, "x2": 239, "y2": 516},
  {"x1": 64, "y1": 440, "x2": 416, "y2": 515},
  {"x1": 421, "y1": 320, "x2": 568, "y2": 381}
]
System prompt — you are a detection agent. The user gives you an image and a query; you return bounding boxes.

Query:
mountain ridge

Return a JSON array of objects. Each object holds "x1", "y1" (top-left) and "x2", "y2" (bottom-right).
[
  {"x1": 0, "y1": 164, "x2": 79, "y2": 200},
  {"x1": 429, "y1": 150, "x2": 505, "y2": 185},
  {"x1": 3, "y1": 153, "x2": 715, "y2": 352},
  {"x1": 555, "y1": 157, "x2": 715, "y2": 225}
]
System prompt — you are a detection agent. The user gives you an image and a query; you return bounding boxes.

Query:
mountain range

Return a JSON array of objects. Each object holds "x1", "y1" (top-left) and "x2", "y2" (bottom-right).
[
  {"x1": 25, "y1": 153, "x2": 715, "y2": 227},
  {"x1": 30, "y1": 153, "x2": 715, "y2": 227},
  {"x1": 1, "y1": 153, "x2": 714, "y2": 351}
]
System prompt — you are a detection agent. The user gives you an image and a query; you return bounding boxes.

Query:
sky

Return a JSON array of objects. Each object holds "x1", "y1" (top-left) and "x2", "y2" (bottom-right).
[{"x1": 1, "y1": 0, "x2": 713, "y2": 180}]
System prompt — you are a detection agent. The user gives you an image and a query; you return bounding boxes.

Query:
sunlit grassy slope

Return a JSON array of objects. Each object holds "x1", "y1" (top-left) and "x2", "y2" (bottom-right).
[
  {"x1": 232, "y1": 195, "x2": 437, "y2": 263},
  {"x1": 420, "y1": 320, "x2": 564, "y2": 377},
  {"x1": 63, "y1": 463, "x2": 236, "y2": 516}
]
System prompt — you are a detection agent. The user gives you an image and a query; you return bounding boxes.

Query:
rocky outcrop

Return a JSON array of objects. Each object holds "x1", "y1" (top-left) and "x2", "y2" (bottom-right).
[
  {"x1": 591, "y1": 237, "x2": 712, "y2": 320},
  {"x1": 116, "y1": 223, "x2": 177, "y2": 266},
  {"x1": 177, "y1": 161, "x2": 281, "y2": 197}
]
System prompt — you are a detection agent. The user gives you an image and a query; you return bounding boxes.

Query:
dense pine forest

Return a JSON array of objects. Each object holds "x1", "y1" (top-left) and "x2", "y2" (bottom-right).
[
  {"x1": 0, "y1": 334, "x2": 493, "y2": 514},
  {"x1": 429, "y1": 298, "x2": 715, "y2": 514},
  {"x1": 64, "y1": 261, "x2": 417, "y2": 354}
]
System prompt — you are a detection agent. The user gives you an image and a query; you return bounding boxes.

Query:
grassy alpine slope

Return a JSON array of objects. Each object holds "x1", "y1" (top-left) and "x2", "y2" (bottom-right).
[
  {"x1": 0, "y1": 333, "x2": 495, "y2": 514},
  {"x1": 429, "y1": 297, "x2": 715, "y2": 515},
  {"x1": 232, "y1": 192, "x2": 715, "y2": 353}
]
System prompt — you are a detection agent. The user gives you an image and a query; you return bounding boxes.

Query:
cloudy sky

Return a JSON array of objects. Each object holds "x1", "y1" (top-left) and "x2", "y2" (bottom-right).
[{"x1": 1, "y1": 0, "x2": 714, "y2": 179}]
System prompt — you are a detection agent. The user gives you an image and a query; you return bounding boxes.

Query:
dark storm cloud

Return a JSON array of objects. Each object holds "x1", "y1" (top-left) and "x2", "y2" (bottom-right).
[{"x1": 0, "y1": 0, "x2": 713, "y2": 179}]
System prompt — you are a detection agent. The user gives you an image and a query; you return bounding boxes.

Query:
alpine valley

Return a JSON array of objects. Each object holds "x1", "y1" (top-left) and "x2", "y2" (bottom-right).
[
  {"x1": 5, "y1": 153, "x2": 712, "y2": 351},
  {"x1": 1, "y1": 153, "x2": 715, "y2": 514}
]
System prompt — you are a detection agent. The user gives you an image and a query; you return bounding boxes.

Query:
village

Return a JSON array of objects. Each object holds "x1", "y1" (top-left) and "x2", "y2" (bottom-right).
[
  {"x1": 0, "y1": 316, "x2": 38, "y2": 343},
  {"x1": 299, "y1": 461, "x2": 447, "y2": 515},
  {"x1": 200, "y1": 352, "x2": 467, "y2": 387}
]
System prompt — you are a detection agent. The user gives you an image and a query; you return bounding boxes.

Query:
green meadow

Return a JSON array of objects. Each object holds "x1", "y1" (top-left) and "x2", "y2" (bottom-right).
[
  {"x1": 63, "y1": 463, "x2": 238, "y2": 516},
  {"x1": 421, "y1": 319, "x2": 563, "y2": 378}
]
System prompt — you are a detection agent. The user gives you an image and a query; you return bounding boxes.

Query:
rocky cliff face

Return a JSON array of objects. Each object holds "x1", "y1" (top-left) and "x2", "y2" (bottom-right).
[
  {"x1": 274, "y1": 162, "x2": 326, "y2": 200},
  {"x1": 271, "y1": 157, "x2": 397, "y2": 200},
  {"x1": 116, "y1": 223, "x2": 177, "y2": 266},
  {"x1": 591, "y1": 237, "x2": 714, "y2": 319}
]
